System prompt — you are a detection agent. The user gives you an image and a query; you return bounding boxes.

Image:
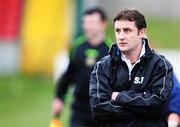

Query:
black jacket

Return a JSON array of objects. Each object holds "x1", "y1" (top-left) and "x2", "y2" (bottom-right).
[
  {"x1": 89, "y1": 39, "x2": 173, "y2": 127},
  {"x1": 55, "y1": 35, "x2": 112, "y2": 121}
]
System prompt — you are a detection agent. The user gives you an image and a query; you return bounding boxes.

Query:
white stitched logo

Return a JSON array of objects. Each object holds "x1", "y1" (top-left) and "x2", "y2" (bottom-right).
[{"x1": 134, "y1": 77, "x2": 144, "y2": 84}]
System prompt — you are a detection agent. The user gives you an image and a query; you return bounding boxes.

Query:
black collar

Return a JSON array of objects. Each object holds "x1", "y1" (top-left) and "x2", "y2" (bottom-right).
[{"x1": 109, "y1": 38, "x2": 153, "y2": 68}]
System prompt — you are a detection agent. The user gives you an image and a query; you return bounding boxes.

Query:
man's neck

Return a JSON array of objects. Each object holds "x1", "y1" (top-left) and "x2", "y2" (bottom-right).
[
  {"x1": 123, "y1": 42, "x2": 143, "y2": 64},
  {"x1": 88, "y1": 33, "x2": 105, "y2": 46}
]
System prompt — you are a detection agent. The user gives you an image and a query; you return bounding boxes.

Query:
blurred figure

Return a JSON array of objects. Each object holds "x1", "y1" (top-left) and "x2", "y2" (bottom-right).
[
  {"x1": 52, "y1": 7, "x2": 112, "y2": 127},
  {"x1": 168, "y1": 74, "x2": 180, "y2": 127}
]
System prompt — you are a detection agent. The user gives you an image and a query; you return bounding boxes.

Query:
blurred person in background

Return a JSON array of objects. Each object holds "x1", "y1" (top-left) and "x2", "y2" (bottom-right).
[
  {"x1": 52, "y1": 7, "x2": 113, "y2": 127},
  {"x1": 168, "y1": 74, "x2": 180, "y2": 127},
  {"x1": 89, "y1": 9, "x2": 173, "y2": 127}
]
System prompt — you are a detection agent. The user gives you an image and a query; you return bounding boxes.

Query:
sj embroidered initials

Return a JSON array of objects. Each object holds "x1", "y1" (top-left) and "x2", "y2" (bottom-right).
[{"x1": 134, "y1": 77, "x2": 144, "y2": 84}]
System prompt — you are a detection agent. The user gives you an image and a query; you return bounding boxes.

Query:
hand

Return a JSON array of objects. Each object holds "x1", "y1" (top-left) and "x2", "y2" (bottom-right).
[
  {"x1": 168, "y1": 113, "x2": 180, "y2": 127},
  {"x1": 111, "y1": 92, "x2": 120, "y2": 101},
  {"x1": 52, "y1": 98, "x2": 64, "y2": 117}
]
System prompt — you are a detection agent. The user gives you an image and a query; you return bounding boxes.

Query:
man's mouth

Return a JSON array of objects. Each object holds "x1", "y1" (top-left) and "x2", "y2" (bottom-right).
[{"x1": 119, "y1": 42, "x2": 127, "y2": 45}]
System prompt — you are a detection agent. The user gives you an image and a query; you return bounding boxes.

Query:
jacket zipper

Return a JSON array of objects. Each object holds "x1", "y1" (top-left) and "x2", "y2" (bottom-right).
[
  {"x1": 125, "y1": 61, "x2": 140, "y2": 81},
  {"x1": 129, "y1": 72, "x2": 131, "y2": 81},
  {"x1": 123, "y1": 62, "x2": 132, "y2": 81},
  {"x1": 123, "y1": 59, "x2": 141, "y2": 81}
]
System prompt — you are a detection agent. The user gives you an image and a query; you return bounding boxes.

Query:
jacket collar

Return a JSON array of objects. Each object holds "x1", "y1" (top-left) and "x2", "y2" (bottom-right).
[{"x1": 109, "y1": 38, "x2": 153, "y2": 65}]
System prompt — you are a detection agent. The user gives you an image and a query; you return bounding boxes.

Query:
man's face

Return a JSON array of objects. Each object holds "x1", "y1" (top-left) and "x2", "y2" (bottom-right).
[
  {"x1": 114, "y1": 20, "x2": 145, "y2": 53},
  {"x1": 83, "y1": 13, "x2": 107, "y2": 39}
]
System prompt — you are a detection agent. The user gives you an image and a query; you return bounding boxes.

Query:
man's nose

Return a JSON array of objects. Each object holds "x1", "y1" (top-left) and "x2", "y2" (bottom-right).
[{"x1": 118, "y1": 32, "x2": 125, "y2": 40}]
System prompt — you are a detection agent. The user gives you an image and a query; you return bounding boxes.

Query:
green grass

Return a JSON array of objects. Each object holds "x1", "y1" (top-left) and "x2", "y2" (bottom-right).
[
  {"x1": 0, "y1": 74, "x2": 72, "y2": 127},
  {"x1": 106, "y1": 18, "x2": 180, "y2": 49},
  {"x1": 147, "y1": 18, "x2": 180, "y2": 49}
]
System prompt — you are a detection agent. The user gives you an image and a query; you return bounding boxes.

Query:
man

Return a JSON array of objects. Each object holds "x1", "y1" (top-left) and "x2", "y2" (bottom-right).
[
  {"x1": 168, "y1": 74, "x2": 180, "y2": 127},
  {"x1": 89, "y1": 9, "x2": 173, "y2": 127},
  {"x1": 53, "y1": 8, "x2": 112, "y2": 127}
]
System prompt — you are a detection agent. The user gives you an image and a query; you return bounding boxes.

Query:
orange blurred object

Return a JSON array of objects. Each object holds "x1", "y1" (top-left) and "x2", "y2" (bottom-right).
[{"x1": 49, "y1": 119, "x2": 63, "y2": 127}]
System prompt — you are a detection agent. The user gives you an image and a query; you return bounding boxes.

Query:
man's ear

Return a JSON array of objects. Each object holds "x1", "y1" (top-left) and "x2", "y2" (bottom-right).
[{"x1": 139, "y1": 28, "x2": 146, "y2": 38}]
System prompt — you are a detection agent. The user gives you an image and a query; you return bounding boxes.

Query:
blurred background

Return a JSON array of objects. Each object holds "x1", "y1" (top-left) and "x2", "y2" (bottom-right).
[{"x1": 0, "y1": 0, "x2": 180, "y2": 127}]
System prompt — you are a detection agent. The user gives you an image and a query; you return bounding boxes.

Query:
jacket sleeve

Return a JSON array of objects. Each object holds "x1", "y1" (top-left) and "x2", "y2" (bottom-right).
[
  {"x1": 55, "y1": 61, "x2": 76, "y2": 101},
  {"x1": 89, "y1": 60, "x2": 135, "y2": 120},
  {"x1": 55, "y1": 45, "x2": 77, "y2": 101},
  {"x1": 169, "y1": 73, "x2": 180, "y2": 114},
  {"x1": 115, "y1": 58, "x2": 173, "y2": 117}
]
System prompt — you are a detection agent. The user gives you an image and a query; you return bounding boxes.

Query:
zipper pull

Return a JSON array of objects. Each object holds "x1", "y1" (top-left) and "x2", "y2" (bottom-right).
[{"x1": 129, "y1": 72, "x2": 131, "y2": 81}]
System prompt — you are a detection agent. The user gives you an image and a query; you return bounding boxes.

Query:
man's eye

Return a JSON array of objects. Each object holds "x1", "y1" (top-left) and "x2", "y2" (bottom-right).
[
  {"x1": 124, "y1": 28, "x2": 131, "y2": 33},
  {"x1": 115, "y1": 29, "x2": 120, "y2": 32}
]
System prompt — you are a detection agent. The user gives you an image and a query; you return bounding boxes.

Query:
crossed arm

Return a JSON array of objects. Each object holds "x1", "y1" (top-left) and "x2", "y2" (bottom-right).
[{"x1": 89, "y1": 60, "x2": 173, "y2": 120}]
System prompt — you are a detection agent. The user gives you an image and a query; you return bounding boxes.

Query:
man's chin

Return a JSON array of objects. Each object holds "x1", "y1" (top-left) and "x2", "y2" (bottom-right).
[{"x1": 118, "y1": 46, "x2": 128, "y2": 52}]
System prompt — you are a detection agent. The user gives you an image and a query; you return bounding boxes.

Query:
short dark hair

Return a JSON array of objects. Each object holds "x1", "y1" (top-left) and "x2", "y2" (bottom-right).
[
  {"x1": 114, "y1": 9, "x2": 147, "y2": 30},
  {"x1": 84, "y1": 7, "x2": 107, "y2": 21}
]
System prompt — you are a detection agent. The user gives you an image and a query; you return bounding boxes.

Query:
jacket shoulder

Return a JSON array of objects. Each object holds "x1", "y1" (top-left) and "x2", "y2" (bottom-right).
[
  {"x1": 70, "y1": 35, "x2": 86, "y2": 60},
  {"x1": 94, "y1": 55, "x2": 112, "y2": 75},
  {"x1": 153, "y1": 51, "x2": 173, "y2": 69},
  {"x1": 97, "y1": 55, "x2": 111, "y2": 66}
]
